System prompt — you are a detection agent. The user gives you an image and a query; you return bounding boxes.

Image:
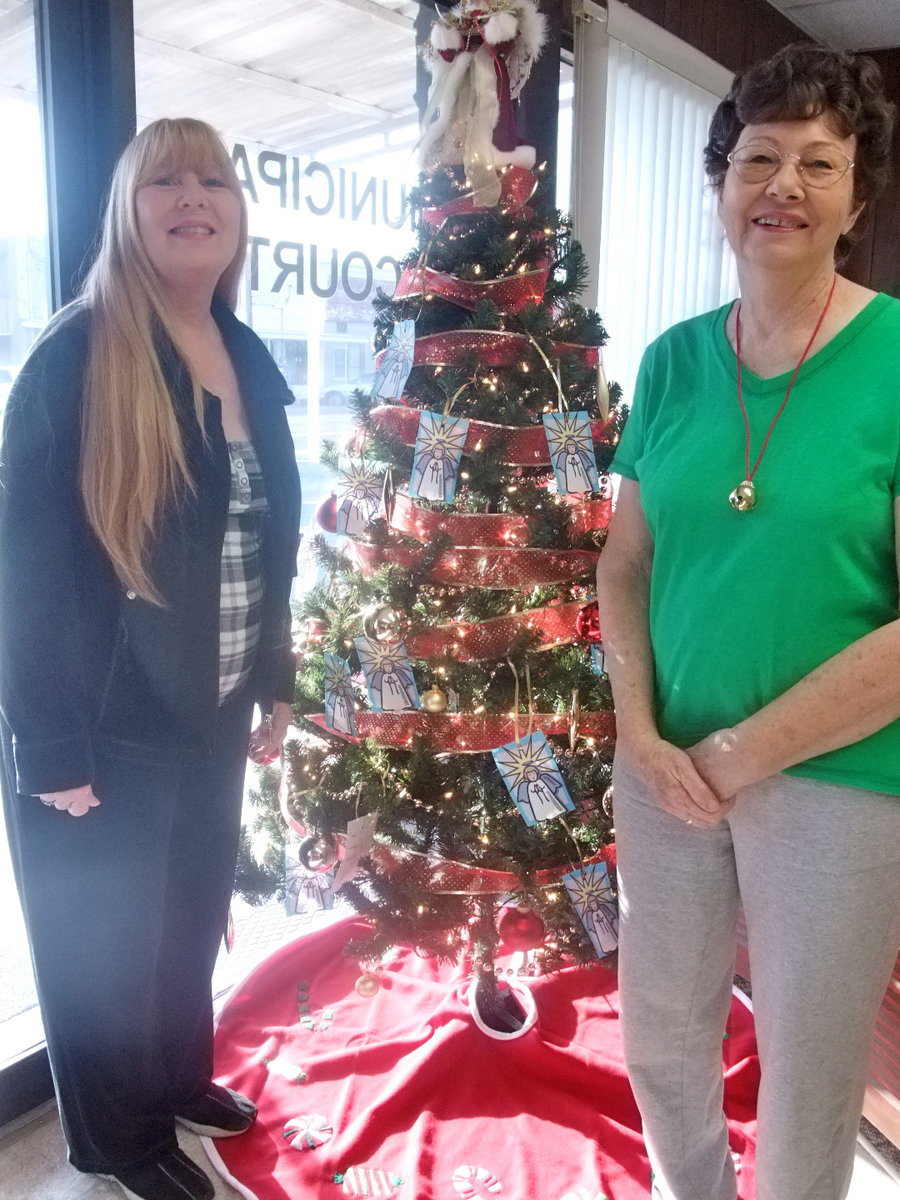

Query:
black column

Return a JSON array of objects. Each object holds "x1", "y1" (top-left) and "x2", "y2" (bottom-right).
[
  {"x1": 35, "y1": 0, "x2": 136, "y2": 309},
  {"x1": 516, "y1": 0, "x2": 563, "y2": 191}
]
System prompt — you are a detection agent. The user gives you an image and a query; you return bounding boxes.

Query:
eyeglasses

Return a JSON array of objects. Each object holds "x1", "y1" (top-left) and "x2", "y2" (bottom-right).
[{"x1": 726, "y1": 144, "x2": 854, "y2": 188}]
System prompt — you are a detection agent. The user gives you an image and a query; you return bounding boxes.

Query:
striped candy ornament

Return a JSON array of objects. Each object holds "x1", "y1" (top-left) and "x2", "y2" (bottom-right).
[
  {"x1": 452, "y1": 1164, "x2": 502, "y2": 1198},
  {"x1": 282, "y1": 1113, "x2": 333, "y2": 1150},
  {"x1": 335, "y1": 1166, "x2": 404, "y2": 1195}
]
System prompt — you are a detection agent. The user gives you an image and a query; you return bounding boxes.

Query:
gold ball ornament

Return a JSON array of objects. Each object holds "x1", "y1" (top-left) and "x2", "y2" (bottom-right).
[
  {"x1": 355, "y1": 972, "x2": 380, "y2": 998},
  {"x1": 728, "y1": 480, "x2": 757, "y2": 512},
  {"x1": 422, "y1": 687, "x2": 448, "y2": 713}
]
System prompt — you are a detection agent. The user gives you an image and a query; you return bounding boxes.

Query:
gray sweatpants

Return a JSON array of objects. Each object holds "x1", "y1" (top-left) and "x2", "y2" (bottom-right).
[{"x1": 612, "y1": 758, "x2": 900, "y2": 1200}]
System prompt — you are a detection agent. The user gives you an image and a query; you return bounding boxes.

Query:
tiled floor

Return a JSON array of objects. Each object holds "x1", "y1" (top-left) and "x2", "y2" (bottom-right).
[{"x1": 1, "y1": 1102, "x2": 898, "y2": 1200}]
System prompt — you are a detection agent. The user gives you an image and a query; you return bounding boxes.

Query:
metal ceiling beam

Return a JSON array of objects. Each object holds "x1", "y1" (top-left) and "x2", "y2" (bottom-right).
[
  {"x1": 0, "y1": 3, "x2": 33, "y2": 37},
  {"x1": 135, "y1": 34, "x2": 403, "y2": 120},
  {"x1": 314, "y1": 0, "x2": 415, "y2": 30}
]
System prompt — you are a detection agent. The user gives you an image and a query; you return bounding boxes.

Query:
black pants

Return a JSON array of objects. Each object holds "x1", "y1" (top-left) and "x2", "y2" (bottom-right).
[{"x1": 2, "y1": 689, "x2": 254, "y2": 1173}]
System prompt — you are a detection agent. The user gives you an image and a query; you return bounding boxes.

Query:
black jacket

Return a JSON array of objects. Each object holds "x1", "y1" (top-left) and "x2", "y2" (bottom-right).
[{"x1": 0, "y1": 300, "x2": 301, "y2": 796}]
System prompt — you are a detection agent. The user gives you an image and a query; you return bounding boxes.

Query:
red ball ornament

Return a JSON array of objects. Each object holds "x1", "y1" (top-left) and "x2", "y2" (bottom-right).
[
  {"x1": 497, "y1": 906, "x2": 546, "y2": 951},
  {"x1": 575, "y1": 600, "x2": 602, "y2": 644},
  {"x1": 315, "y1": 494, "x2": 338, "y2": 533}
]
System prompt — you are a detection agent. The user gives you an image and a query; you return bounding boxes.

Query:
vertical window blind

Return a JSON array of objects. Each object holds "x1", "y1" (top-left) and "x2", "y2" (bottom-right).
[{"x1": 598, "y1": 38, "x2": 739, "y2": 402}]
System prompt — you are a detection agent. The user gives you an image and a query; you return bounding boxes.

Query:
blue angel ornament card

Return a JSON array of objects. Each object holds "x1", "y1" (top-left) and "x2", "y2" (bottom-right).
[
  {"x1": 336, "y1": 460, "x2": 382, "y2": 536},
  {"x1": 354, "y1": 637, "x2": 421, "y2": 712},
  {"x1": 373, "y1": 318, "x2": 416, "y2": 401},
  {"x1": 492, "y1": 731, "x2": 574, "y2": 827},
  {"x1": 563, "y1": 861, "x2": 619, "y2": 958},
  {"x1": 408, "y1": 411, "x2": 470, "y2": 504},
  {"x1": 542, "y1": 411, "x2": 600, "y2": 495},
  {"x1": 323, "y1": 653, "x2": 356, "y2": 736}
]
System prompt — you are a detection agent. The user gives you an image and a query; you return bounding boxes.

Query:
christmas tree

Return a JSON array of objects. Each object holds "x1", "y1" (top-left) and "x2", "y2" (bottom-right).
[{"x1": 241, "y1": 0, "x2": 625, "y2": 1030}]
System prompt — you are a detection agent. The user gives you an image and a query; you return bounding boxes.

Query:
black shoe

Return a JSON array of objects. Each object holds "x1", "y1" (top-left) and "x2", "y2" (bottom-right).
[
  {"x1": 102, "y1": 1147, "x2": 215, "y2": 1200},
  {"x1": 175, "y1": 1083, "x2": 257, "y2": 1138}
]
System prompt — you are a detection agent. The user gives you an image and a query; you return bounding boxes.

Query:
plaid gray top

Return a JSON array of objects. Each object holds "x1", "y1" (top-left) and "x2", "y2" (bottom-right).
[{"x1": 219, "y1": 440, "x2": 269, "y2": 703}]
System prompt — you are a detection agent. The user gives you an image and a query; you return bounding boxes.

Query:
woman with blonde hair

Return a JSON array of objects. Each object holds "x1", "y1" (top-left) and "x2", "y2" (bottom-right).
[{"x1": 0, "y1": 118, "x2": 301, "y2": 1200}]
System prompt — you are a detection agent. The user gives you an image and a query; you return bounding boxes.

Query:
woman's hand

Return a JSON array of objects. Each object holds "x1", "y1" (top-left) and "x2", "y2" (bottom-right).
[
  {"x1": 37, "y1": 784, "x2": 100, "y2": 817},
  {"x1": 625, "y1": 733, "x2": 734, "y2": 828},
  {"x1": 248, "y1": 700, "x2": 293, "y2": 760},
  {"x1": 686, "y1": 728, "x2": 760, "y2": 800}
]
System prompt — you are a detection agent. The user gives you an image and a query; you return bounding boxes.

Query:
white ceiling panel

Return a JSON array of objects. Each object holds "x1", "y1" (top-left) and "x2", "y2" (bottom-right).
[{"x1": 766, "y1": 0, "x2": 900, "y2": 50}]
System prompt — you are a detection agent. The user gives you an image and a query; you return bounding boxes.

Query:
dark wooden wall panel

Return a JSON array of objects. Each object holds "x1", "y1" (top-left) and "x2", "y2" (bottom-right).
[
  {"x1": 844, "y1": 49, "x2": 900, "y2": 296},
  {"x1": 624, "y1": 0, "x2": 808, "y2": 72},
  {"x1": 618, "y1": 0, "x2": 900, "y2": 293}
]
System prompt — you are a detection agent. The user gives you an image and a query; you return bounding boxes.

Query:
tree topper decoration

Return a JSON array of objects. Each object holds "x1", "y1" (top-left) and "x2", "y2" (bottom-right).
[{"x1": 419, "y1": 0, "x2": 548, "y2": 206}]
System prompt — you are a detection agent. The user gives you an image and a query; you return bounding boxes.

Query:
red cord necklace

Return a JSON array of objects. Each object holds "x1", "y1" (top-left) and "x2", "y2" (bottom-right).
[{"x1": 729, "y1": 275, "x2": 837, "y2": 512}]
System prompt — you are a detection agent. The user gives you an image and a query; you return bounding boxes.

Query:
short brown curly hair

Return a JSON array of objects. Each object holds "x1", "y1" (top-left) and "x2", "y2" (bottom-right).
[{"x1": 704, "y1": 43, "x2": 895, "y2": 258}]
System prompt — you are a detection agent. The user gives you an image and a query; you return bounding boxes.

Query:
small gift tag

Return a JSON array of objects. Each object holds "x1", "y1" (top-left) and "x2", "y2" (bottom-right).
[{"x1": 330, "y1": 812, "x2": 378, "y2": 892}]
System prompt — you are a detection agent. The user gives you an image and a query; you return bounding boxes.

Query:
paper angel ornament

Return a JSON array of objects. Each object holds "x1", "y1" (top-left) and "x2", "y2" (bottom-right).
[
  {"x1": 543, "y1": 411, "x2": 600, "y2": 495},
  {"x1": 492, "y1": 731, "x2": 574, "y2": 827},
  {"x1": 419, "y1": 0, "x2": 548, "y2": 206},
  {"x1": 563, "y1": 862, "x2": 619, "y2": 958},
  {"x1": 374, "y1": 319, "x2": 415, "y2": 401},
  {"x1": 336, "y1": 461, "x2": 382, "y2": 536},
  {"x1": 323, "y1": 653, "x2": 356, "y2": 735},
  {"x1": 354, "y1": 637, "x2": 421, "y2": 712},
  {"x1": 409, "y1": 411, "x2": 470, "y2": 503}
]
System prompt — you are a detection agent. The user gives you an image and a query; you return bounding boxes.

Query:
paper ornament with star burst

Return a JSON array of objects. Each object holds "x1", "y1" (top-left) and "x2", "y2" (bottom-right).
[
  {"x1": 354, "y1": 637, "x2": 421, "y2": 712},
  {"x1": 562, "y1": 861, "x2": 618, "y2": 959},
  {"x1": 542, "y1": 410, "x2": 600, "y2": 495},
  {"x1": 323, "y1": 653, "x2": 357, "y2": 736},
  {"x1": 373, "y1": 317, "x2": 416, "y2": 401},
  {"x1": 491, "y1": 730, "x2": 574, "y2": 827},
  {"x1": 336, "y1": 460, "x2": 382, "y2": 536},
  {"x1": 409, "y1": 411, "x2": 470, "y2": 504}
]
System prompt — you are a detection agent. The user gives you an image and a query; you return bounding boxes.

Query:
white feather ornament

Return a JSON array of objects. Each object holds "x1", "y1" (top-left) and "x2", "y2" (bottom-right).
[
  {"x1": 432, "y1": 23, "x2": 464, "y2": 52},
  {"x1": 484, "y1": 11, "x2": 519, "y2": 44}
]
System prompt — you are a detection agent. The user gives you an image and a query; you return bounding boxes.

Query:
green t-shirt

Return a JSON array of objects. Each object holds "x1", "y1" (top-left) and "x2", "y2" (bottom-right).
[{"x1": 611, "y1": 292, "x2": 900, "y2": 795}]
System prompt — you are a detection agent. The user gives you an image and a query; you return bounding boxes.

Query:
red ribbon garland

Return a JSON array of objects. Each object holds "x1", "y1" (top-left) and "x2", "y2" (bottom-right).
[
  {"x1": 404, "y1": 599, "x2": 589, "y2": 661},
  {"x1": 364, "y1": 839, "x2": 617, "y2": 895},
  {"x1": 420, "y1": 165, "x2": 538, "y2": 227},
  {"x1": 306, "y1": 710, "x2": 615, "y2": 752},
  {"x1": 370, "y1": 404, "x2": 615, "y2": 467},
  {"x1": 394, "y1": 262, "x2": 551, "y2": 314},
  {"x1": 389, "y1": 492, "x2": 611, "y2": 548},
  {"x1": 347, "y1": 540, "x2": 599, "y2": 588},
  {"x1": 374, "y1": 329, "x2": 601, "y2": 372}
]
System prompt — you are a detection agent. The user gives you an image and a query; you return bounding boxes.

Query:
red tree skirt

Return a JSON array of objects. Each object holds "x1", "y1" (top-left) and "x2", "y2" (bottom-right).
[{"x1": 206, "y1": 917, "x2": 759, "y2": 1200}]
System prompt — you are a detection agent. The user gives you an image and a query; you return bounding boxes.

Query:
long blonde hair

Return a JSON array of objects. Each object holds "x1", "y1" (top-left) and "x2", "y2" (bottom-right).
[{"x1": 79, "y1": 118, "x2": 249, "y2": 603}]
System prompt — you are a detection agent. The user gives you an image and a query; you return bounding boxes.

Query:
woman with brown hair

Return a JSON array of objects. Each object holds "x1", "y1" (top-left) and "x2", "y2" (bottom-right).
[
  {"x1": 596, "y1": 44, "x2": 900, "y2": 1200},
  {"x1": 0, "y1": 119, "x2": 301, "y2": 1200}
]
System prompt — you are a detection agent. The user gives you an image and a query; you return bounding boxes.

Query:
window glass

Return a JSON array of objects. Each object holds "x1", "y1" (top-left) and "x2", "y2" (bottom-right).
[
  {"x1": 135, "y1": 0, "x2": 421, "y2": 534},
  {"x1": 557, "y1": 59, "x2": 574, "y2": 214},
  {"x1": 134, "y1": 0, "x2": 422, "y2": 973},
  {"x1": 0, "y1": 0, "x2": 50, "y2": 1069}
]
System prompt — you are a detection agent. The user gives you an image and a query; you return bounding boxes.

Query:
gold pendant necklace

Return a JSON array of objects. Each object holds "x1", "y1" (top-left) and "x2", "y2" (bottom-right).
[{"x1": 730, "y1": 276, "x2": 836, "y2": 512}]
